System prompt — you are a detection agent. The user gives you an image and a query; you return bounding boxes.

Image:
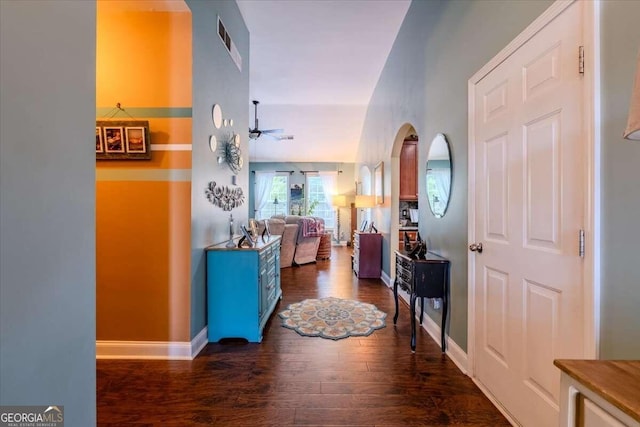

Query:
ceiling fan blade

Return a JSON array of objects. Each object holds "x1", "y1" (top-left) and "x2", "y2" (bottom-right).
[
  {"x1": 261, "y1": 128, "x2": 284, "y2": 134},
  {"x1": 261, "y1": 133, "x2": 294, "y2": 141}
]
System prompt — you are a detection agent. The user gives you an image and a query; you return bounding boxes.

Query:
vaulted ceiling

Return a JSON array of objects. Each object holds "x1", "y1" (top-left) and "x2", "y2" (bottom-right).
[{"x1": 237, "y1": 0, "x2": 411, "y2": 163}]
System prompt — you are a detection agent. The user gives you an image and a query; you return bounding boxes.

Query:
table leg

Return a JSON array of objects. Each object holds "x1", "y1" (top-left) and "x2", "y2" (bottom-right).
[
  {"x1": 393, "y1": 278, "x2": 399, "y2": 325},
  {"x1": 441, "y1": 295, "x2": 448, "y2": 353},
  {"x1": 410, "y1": 293, "x2": 417, "y2": 352},
  {"x1": 419, "y1": 297, "x2": 424, "y2": 325}
]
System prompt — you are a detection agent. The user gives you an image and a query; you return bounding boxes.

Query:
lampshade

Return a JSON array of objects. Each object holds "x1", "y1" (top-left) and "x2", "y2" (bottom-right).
[
  {"x1": 331, "y1": 194, "x2": 348, "y2": 207},
  {"x1": 355, "y1": 195, "x2": 375, "y2": 208},
  {"x1": 624, "y1": 53, "x2": 640, "y2": 140}
]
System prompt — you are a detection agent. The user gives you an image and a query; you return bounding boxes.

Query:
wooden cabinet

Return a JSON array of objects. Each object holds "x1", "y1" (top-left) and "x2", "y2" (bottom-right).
[
  {"x1": 353, "y1": 232, "x2": 382, "y2": 279},
  {"x1": 206, "y1": 236, "x2": 281, "y2": 342},
  {"x1": 400, "y1": 140, "x2": 418, "y2": 200},
  {"x1": 555, "y1": 360, "x2": 640, "y2": 427},
  {"x1": 398, "y1": 230, "x2": 418, "y2": 251}
]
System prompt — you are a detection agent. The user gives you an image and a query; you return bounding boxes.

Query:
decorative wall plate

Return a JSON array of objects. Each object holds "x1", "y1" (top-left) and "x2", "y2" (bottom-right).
[
  {"x1": 212, "y1": 104, "x2": 223, "y2": 129},
  {"x1": 209, "y1": 135, "x2": 217, "y2": 152}
]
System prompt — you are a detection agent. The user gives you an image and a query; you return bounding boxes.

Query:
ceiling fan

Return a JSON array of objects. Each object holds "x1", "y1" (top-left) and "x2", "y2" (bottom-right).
[{"x1": 248, "y1": 100, "x2": 293, "y2": 141}]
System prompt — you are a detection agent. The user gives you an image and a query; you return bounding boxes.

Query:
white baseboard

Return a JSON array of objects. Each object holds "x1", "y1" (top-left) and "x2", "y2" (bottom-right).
[
  {"x1": 395, "y1": 291, "x2": 468, "y2": 375},
  {"x1": 97, "y1": 327, "x2": 208, "y2": 360},
  {"x1": 419, "y1": 306, "x2": 468, "y2": 375},
  {"x1": 471, "y1": 378, "x2": 519, "y2": 427},
  {"x1": 380, "y1": 269, "x2": 392, "y2": 287},
  {"x1": 191, "y1": 326, "x2": 208, "y2": 359}
]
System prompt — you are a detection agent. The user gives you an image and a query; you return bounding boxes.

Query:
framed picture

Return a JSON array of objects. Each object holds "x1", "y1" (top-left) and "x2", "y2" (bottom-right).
[
  {"x1": 290, "y1": 184, "x2": 304, "y2": 215},
  {"x1": 374, "y1": 161, "x2": 384, "y2": 205},
  {"x1": 96, "y1": 127, "x2": 104, "y2": 153},
  {"x1": 104, "y1": 126, "x2": 125, "y2": 153},
  {"x1": 125, "y1": 127, "x2": 146, "y2": 153},
  {"x1": 239, "y1": 225, "x2": 255, "y2": 247},
  {"x1": 96, "y1": 120, "x2": 151, "y2": 160},
  {"x1": 263, "y1": 219, "x2": 271, "y2": 239},
  {"x1": 360, "y1": 220, "x2": 368, "y2": 232},
  {"x1": 248, "y1": 218, "x2": 258, "y2": 241}
]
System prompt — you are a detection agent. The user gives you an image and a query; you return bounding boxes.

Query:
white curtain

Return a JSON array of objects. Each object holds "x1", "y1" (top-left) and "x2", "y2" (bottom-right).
[
  {"x1": 317, "y1": 171, "x2": 337, "y2": 208},
  {"x1": 254, "y1": 171, "x2": 275, "y2": 219}
]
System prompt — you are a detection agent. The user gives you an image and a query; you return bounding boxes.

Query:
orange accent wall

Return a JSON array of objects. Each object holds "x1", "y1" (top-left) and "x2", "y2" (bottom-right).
[{"x1": 96, "y1": 8, "x2": 192, "y2": 342}]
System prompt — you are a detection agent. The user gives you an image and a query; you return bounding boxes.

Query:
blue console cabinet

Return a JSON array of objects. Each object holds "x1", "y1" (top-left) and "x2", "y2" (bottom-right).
[{"x1": 205, "y1": 236, "x2": 281, "y2": 342}]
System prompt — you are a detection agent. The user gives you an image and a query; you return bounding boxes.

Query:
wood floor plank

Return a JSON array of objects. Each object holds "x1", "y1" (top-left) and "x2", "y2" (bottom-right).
[{"x1": 97, "y1": 247, "x2": 507, "y2": 426}]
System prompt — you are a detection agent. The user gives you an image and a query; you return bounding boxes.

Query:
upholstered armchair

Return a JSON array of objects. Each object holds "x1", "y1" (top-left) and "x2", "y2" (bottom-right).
[{"x1": 256, "y1": 218, "x2": 298, "y2": 268}]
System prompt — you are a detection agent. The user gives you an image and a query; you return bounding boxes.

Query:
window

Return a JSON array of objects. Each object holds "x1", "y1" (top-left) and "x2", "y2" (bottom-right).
[
  {"x1": 306, "y1": 175, "x2": 335, "y2": 229},
  {"x1": 259, "y1": 174, "x2": 288, "y2": 218}
]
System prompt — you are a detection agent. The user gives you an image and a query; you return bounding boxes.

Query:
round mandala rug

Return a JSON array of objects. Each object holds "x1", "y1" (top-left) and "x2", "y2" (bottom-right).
[{"x1": 278, "y1": 297, "x2": 386, "y2": 340}]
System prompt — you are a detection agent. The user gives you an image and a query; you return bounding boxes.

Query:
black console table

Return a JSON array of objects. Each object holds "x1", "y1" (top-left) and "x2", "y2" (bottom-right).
[{"x1": 393, "y1": 250, "x2": 450, "y2": 352}]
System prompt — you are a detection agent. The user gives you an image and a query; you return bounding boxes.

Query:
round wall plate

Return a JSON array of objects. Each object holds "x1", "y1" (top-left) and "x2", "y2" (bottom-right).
[
  {"x1": 229, "y1": 119, "x2": 234, "y2": 127},
  {"x1": 212, "y1": 104, "x2": 223, "y2": 129},
  {"x1": 223, "y1": 119, "x2": 228, "y2": 127},
  {"x1": 233, "y1": 133, "x2": 240, "y2": 146},
  {"x1": 209, "y1": 135, "x2": 217, "y2": 152}
]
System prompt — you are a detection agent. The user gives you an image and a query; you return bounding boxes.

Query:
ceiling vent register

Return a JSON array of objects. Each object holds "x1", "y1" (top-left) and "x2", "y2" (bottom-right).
[{"x1": 217, "y1": 16, "x2": 242, "y2": 71}]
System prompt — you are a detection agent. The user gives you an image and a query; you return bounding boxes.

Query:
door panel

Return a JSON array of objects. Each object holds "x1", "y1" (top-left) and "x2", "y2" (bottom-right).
[{"x1": 471, "y1": 2, "x2": 586, "y2": 425}]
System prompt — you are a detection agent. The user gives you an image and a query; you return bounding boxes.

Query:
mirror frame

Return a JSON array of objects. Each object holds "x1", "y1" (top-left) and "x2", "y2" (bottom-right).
[{"x1": 426, "y1": 133, "x2": 452, "y2": 218}]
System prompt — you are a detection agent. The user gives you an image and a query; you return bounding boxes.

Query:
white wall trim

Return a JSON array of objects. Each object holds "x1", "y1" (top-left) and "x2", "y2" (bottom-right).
[
  {"x1": 97, "y1": 327, "x2": 208, "y2": 360},
  {"x1": 471, "y1": 378, "x2": 520, "y2": 427},
  {"x1": 380, "y1": 269, "x2": 392, "y2": 288},
  {"x1": 419, "y1": 305, "x2": 468, "y2": 375},
  {"x1": 191, "y1": 326, "x2": 208, "y2": 359},
  {"x1": 396, "y1": 290, "x2": 469, "y2": 375},
  {"x1": 150, "y1": 143, "x2": 192, "y2": 151}
]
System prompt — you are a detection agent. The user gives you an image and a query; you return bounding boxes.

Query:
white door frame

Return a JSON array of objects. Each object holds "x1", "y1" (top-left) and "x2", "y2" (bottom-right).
[{"x1": 467, "y1": 0, "x2": 600, "y2": 379}]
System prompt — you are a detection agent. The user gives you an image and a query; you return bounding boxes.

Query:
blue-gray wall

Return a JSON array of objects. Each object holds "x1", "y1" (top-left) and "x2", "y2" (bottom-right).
[
  {"x1": 0, "y1": 1, "x2": 96, "y2": 424},
  {"x1": 187, "y1": 0, "x2": 250, "y2": 338},
  {"x1": 359, "y1": 0, "x2": 640, "y2": 358},
  {"x1": 600, "y1": 0, "x2": 640, "y2": 359},
  {"x1": 356, "y1": 0, "x2": 553, "y2": 352}
]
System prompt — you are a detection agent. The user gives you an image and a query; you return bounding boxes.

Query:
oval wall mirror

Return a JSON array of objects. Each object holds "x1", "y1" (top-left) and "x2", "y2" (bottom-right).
[
  {"x1": 212, "y1": 104, "x2": 223, "y2": 129},
  {"x1": 426, "y1": 133, "x2": 452, "y2": 218}
]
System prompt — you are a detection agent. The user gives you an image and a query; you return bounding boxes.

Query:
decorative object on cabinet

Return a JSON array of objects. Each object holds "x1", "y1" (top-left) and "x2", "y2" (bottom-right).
[
  {"x1": 393, "y1": 249, "x2": 450, "y2": 352},
  {"x1": 96, "y1": 120, "x2": 151, "y2": 160},
  {"x1": 359, "y1": 220, "x2": 368, "y2": 232},
  {"x1": 212, "y1": 104, "x2": 223, "y2": 129},
  {"x1": 225, "y1": 214, "x2": 236, "y2": 248},
  {"x1": 206, "y1": 236, "x2": 281, "y2": 342},
  {"x1": 238, "y1": 225, "x2": 255, "y2": 247},
  {"x1": 624, "y1": 52, "x2": 640, "y2": 140},
  {"x1": 205, "y1": 181, "x2": 245, "y2": 211},
  {"x1": 374, "y1": 161, "x2": 384, "y2": 205},
  {"x1": 399, "y1": 138, "x2": 418, "y2": 200},
  {"x1": 426, "y1": 133, "x2": 452, "y2": 218},
  {"x1": 278, "y1": 297, "x2": 386, "y2": 340},
  {"x1": 352, "y1": 231, "x2": 382, "y2": 279}
]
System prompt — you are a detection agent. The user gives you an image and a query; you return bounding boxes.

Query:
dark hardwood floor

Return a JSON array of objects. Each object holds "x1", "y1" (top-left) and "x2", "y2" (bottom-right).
[{"x1": 97, "y1": 246, "x2": 508, "y2": 426}]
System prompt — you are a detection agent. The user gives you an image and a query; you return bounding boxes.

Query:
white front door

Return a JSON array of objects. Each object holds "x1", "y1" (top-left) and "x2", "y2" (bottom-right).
[{"x1": 470, "y1": 1, "x2": 589, "y2": 425}]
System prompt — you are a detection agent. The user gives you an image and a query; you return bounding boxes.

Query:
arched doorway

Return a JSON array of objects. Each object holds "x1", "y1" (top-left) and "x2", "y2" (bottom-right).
[{"x1": 389, "y1": 123, "x2": 419, "y2": 283}]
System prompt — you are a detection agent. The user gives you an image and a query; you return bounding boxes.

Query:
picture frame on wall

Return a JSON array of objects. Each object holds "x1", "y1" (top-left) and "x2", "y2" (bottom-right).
[
  {"x1": 125, "y1": 127, "x2": 146, "y2": 153},
  {"x1": 96, "y1": 127, "x2": 104, "y2": 153},
  {"x1": 104, "y1": 126, "x2": 125, "y2": 153},
  {"x1": 96, "y1": 120, "x2": 151, "y2": 160}
]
